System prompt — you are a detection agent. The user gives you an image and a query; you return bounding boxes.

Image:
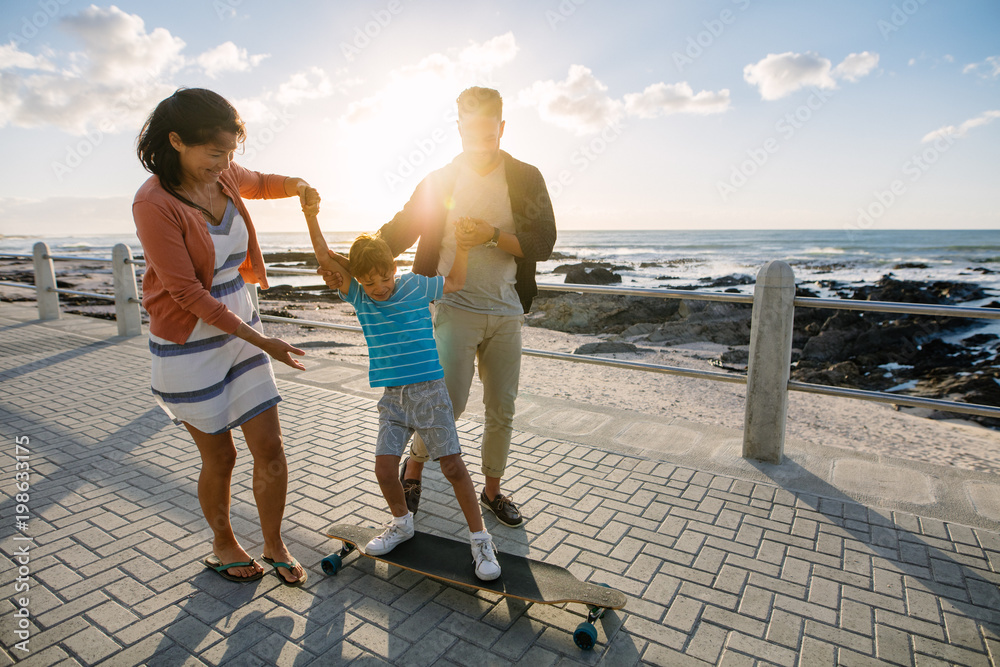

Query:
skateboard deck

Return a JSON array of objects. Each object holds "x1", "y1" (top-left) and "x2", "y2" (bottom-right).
[{"x1": 322, "y1": 523, "x2": 626, "y2": 649}]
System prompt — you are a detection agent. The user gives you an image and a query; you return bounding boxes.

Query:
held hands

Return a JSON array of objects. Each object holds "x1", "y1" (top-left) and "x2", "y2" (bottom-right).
[
  {"x1": 317, "y1": 249, "x2": 350, "y2": 290},
  {"x1": 455, "y1": 216, "x2": 491, "y2": 250},
  {"x1": 297, "y1": 182, "x2": 321, "y2": 216}
]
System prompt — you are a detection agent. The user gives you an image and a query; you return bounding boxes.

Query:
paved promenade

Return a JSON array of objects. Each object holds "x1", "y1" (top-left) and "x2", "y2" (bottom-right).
[{"x1": 1, "y1": 302, "x2": 999, "y2": 666}]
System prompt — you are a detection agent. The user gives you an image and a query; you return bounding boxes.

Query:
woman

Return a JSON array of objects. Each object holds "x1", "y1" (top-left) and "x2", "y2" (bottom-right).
[{"x1": 133, "y1": 88, "x2": 313, "y2": 586}]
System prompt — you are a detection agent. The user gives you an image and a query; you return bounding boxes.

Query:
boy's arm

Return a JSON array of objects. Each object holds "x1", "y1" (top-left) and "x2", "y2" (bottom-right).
[
  {"x1": 443, "y1": 242, "x2": 469, "y2": 294},
  {"x1": 303, "y1": 211, "x2": 352, "y2": 292}
]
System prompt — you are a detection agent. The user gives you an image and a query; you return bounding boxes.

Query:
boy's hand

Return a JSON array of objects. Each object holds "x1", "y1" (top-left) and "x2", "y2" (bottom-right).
[
  {"x1": 297, "y1": 183, "x2": 321, "y2": 215},
  {"x1": 456, "y1": 216, "x2": 489, "y2": 249}
]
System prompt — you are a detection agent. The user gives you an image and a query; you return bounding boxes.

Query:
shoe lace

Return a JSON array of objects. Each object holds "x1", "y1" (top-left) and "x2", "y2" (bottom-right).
[
  {"x1": 495, "y1": 494, "x2": 516, "y2": 512},
  {"x1": 474, "y1": 538, "x2": 498, "y2": 563},
  {"x1": 380, "y1": 522, "x2": 402, "y2": 542},
  {"x1": 404, "y1": 480, "x2": 422, "y2": 502}
]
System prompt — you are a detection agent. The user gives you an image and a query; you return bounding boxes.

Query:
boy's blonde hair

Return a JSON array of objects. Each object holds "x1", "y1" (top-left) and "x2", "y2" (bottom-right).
[{"x1": 349, "y1": 233, "x2": 395, "y2": 279}]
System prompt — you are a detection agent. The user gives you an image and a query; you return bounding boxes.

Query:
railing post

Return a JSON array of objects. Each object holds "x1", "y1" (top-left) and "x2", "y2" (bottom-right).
[
  {"x1": 743, "y1": 260, "x2": 795, "y2": 463},
  {"x1": 248, "y1": 281, "x2": 260, "y2": 317},
  {"x1": 112, "y1": 244, "x2": 142, "y2": 337},
  {"x1": 32, "y1": 242, "x2": 60, "y2": 321}
]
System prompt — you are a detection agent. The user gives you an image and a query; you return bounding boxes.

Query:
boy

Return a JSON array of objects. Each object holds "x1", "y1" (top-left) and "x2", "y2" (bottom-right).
[{"x1": 303, "y1": 209, "x2": 501, "y2": 581}]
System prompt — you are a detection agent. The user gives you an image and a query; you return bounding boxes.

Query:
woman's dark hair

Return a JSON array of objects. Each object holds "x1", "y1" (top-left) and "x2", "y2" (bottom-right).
[{"x1": 136, "y1": 88, "x2": 246, "y2": 222}]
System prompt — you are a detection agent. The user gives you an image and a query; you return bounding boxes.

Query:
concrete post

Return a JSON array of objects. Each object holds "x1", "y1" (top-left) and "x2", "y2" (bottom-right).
[
  {"x1": 742, "y1": 260, "x2": 796, "y2": 463},
  {"x1": 248, "y1": 281, "x2": 260, "y2": 316},
  {"x1": 112, "y1": 244, "x2": 142, "y2": 337},
  {"x1": 32, "y1": 242, "x2": 60, "y2": 321}
]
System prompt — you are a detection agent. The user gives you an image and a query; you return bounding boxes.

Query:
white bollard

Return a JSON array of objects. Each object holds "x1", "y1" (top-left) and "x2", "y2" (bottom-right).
[
  {"x1": 33, "y1": 242, "x2": 60, "y2": 321},
  {"x1": 248, "y1": 281, "x2": 260, "y2": 317},
  {"x1": 112, "y1": 244, "x2": 142, "y2": 337},
  {"x1": 743, "y1": 260, "x2": 796, "y2": 463}
]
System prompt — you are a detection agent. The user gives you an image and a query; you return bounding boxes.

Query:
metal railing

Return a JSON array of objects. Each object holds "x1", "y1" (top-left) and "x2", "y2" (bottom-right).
[{"x1": 3, "y1": 243, "x2": 999, "y2": 463}]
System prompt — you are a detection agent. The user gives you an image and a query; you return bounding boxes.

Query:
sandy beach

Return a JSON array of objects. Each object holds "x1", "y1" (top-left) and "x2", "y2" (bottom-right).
[{"x1": 3, "y1": 256, "x2": 1000, "y2": 476}]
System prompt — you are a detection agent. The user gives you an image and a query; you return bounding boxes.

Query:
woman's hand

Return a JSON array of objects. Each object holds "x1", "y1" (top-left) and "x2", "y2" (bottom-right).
[
  {"x1": 297, "y1": 182, "x2": 321, "y2": 216},
  {"x1": 260, "y1": 336, "x2": 306, "y2": 370}
]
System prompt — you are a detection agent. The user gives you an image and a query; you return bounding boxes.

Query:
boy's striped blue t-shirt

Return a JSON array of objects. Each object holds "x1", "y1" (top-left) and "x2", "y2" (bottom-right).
[{"x1": 344, "y1": 272, "x2": 444, "y2": 388}]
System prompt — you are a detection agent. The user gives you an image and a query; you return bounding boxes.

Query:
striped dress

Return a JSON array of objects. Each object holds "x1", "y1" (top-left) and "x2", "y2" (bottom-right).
[{"x1": 148, "y1": 199, "x2": 281, "y2": 434}]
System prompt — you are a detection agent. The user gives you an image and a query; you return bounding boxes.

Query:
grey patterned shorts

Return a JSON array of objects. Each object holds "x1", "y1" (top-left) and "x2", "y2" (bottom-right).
[{"x1": 375, "y1": 378, "x2": 461, "y2": 459}]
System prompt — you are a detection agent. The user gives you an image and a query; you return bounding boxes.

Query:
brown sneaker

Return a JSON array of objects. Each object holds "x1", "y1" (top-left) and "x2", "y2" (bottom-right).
[
  {"x1": 400, "y1": 456, "x2": 421, "y2": 515},
  {"x1": 480, "y1": 491, "x2": 523, "y2": 527}
]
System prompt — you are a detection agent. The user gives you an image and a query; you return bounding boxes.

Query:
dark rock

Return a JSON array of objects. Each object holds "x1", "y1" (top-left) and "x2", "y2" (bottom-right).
[
  {"x1": 699, "y1": 273, "x2": 754, "y2": 288},
  {"x1": 656, "y1": 275, "x2": 680, "y2": 280},
  {"x1": 574, "y1": 342, "x2": 640, "y2": 355},
  {"x1": 565, "y1": 266, "x2": 622, "y2": 285},
  {"x1": 970, "y1": 266, "x2": 998, "y2": 274},
  {"x1": 893, "y1": 262, "x2": 929, "y2": 269},
  {"x1": 527, "y1": 293, "x2": 680, "y2": 334},
  {"x1": 640, "y1": 262, "x2": 662, "y2": 268},
  {"x1": 963, "y1": 333, "x2": 999, "y2": 346},
  {"x1": 264, "y1": 251, "x2": 319, "y2": 265}
]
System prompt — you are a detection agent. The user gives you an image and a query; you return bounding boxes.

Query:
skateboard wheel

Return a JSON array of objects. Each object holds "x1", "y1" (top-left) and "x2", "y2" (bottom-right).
[
  {"x1": 321, "y1": 554, "x2": 343, "y2": 575},
  {"x1": 573, "y1": 622, "x2": 598, "y2": 651}
]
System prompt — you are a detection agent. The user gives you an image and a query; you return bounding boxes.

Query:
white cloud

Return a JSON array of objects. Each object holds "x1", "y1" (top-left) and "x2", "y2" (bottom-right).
[
  {"x1": 0, "y1": 6, "x2": 339, "y2": 135},
  {"x1": 624, "y1": 82, "x2": 730, "y2": 118},
  {"x1": 744, "y1": 51, "x2": 878, "y2": 100},
  {"x1": 518, "y1": 65, "x2": 624, "y2": 135},
  {"x1": 197, "y1": 41, "x2": 269, "y2": 79},
  {"x1": 831, "y1": 51, "x2": 879, "y2": 82},
  {"x1": 340, "y1": 33, "x2": 518, "y2": 126},
  {"x1": 0, "y1": 42, "x2": 56, "y2": 71},
  {"x1": 922, "y1": 110, "x2": 1000, "y2": 143},
  {"x1": 60, "y1": 5, "x2": 186, "y2": 85},
  {"x1": 963, "y1": 55, "x2": 1000, "y2": 79},
  {"x1": 519, "y1": 65, "x2": 730, "y2": 134}
]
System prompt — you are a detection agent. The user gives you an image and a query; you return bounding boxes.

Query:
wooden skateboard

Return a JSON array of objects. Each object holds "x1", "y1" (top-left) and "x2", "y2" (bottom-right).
[{"x1": 322, "y1": 523, "x2": 627, "y2": 650}]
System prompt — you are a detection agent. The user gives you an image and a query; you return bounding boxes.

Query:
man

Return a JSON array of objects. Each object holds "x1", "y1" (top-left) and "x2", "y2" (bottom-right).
[{"x1": 373, "y1": 86, "x2": 556, "y2": 527}]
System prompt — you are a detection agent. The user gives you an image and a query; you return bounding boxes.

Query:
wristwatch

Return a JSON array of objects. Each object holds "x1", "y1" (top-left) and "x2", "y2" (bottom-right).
[{"x1": 484, "y1": 227, "x2": 500, "y2": 248}]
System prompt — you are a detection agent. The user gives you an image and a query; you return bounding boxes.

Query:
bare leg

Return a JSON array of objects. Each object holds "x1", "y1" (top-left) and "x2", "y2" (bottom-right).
[
  {"x1": 439, "y1": 454, "x2": 485, "y2": 533},
  {"x1": 239, "y1": 406, "x2": 304, "y2": 584},
  {"x1": 375, "y1": 455, "x2": 408, "y2": 517},
  {"x1": 185, "y1": 423, "x2": 262, "y2": 579}
]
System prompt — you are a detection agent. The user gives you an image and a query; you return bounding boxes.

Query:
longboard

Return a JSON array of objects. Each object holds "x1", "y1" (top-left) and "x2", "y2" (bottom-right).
[{"x1": 322, "y1": 523, "x2": 627, "y2": 650}]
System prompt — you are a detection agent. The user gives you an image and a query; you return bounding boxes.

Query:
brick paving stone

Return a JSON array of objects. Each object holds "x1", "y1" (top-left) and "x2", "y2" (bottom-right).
[
  {"x1": 7, "y1": 313, "x2": 1000, "y2": 667},
  {"x1": 61, "y1": 627, "x2": 121, "y2": 665}
]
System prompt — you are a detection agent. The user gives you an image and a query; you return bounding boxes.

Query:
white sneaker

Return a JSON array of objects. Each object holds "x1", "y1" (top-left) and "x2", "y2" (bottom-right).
[
  {"x1": 366, "y1": 520, "x2": 414, "y2": 555},
  {"x1": 472, "y1": 536, "x2": 501, "y2": 581}
]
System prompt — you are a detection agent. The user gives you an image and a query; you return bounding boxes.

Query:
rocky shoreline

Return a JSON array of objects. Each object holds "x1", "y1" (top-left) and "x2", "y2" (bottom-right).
[
  {"x1": 3, "y1": 254, "x2": 998, "y2": 427},
  {"x1": 532, "y1": 263, "x2": 1000, "y2": 427}
]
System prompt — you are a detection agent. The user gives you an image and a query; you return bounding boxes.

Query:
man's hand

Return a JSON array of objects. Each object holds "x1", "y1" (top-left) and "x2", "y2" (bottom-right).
[
  {"x1": 318, "y1": 249, "x2": 351, "y2": 289},
  {"x1": 456, "y1": 216, "x2": 492, "y2": 249}
]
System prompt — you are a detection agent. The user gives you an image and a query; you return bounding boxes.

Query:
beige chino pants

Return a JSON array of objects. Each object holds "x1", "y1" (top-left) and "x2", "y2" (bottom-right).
[{"x1": 409, "y1": 302, "x2": 523, "y2": 479}]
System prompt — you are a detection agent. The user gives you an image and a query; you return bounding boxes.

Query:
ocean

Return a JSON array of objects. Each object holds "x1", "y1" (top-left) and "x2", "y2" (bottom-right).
[{"x1": 4, "y1": 229, "x2": 999, "y2": 304}]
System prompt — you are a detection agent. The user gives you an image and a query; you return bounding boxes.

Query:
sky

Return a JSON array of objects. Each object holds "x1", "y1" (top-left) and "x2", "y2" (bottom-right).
[{"x1": 0, "y1": 0, "x2": 998, "y2": 237}]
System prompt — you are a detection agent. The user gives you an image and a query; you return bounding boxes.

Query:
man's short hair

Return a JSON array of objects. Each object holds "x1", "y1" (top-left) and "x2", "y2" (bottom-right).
[
  {"x1": 457, "y1": 87, "x2": 503, "y2": 121},
  {"x1": 349, "y1": 233, "x2": 395, "y2": 279}
]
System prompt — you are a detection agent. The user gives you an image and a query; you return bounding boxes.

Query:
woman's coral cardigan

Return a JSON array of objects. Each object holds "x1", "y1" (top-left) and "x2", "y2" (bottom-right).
[{"x1": 133, "y1": 163, "x2": 287, "y2": 344}]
